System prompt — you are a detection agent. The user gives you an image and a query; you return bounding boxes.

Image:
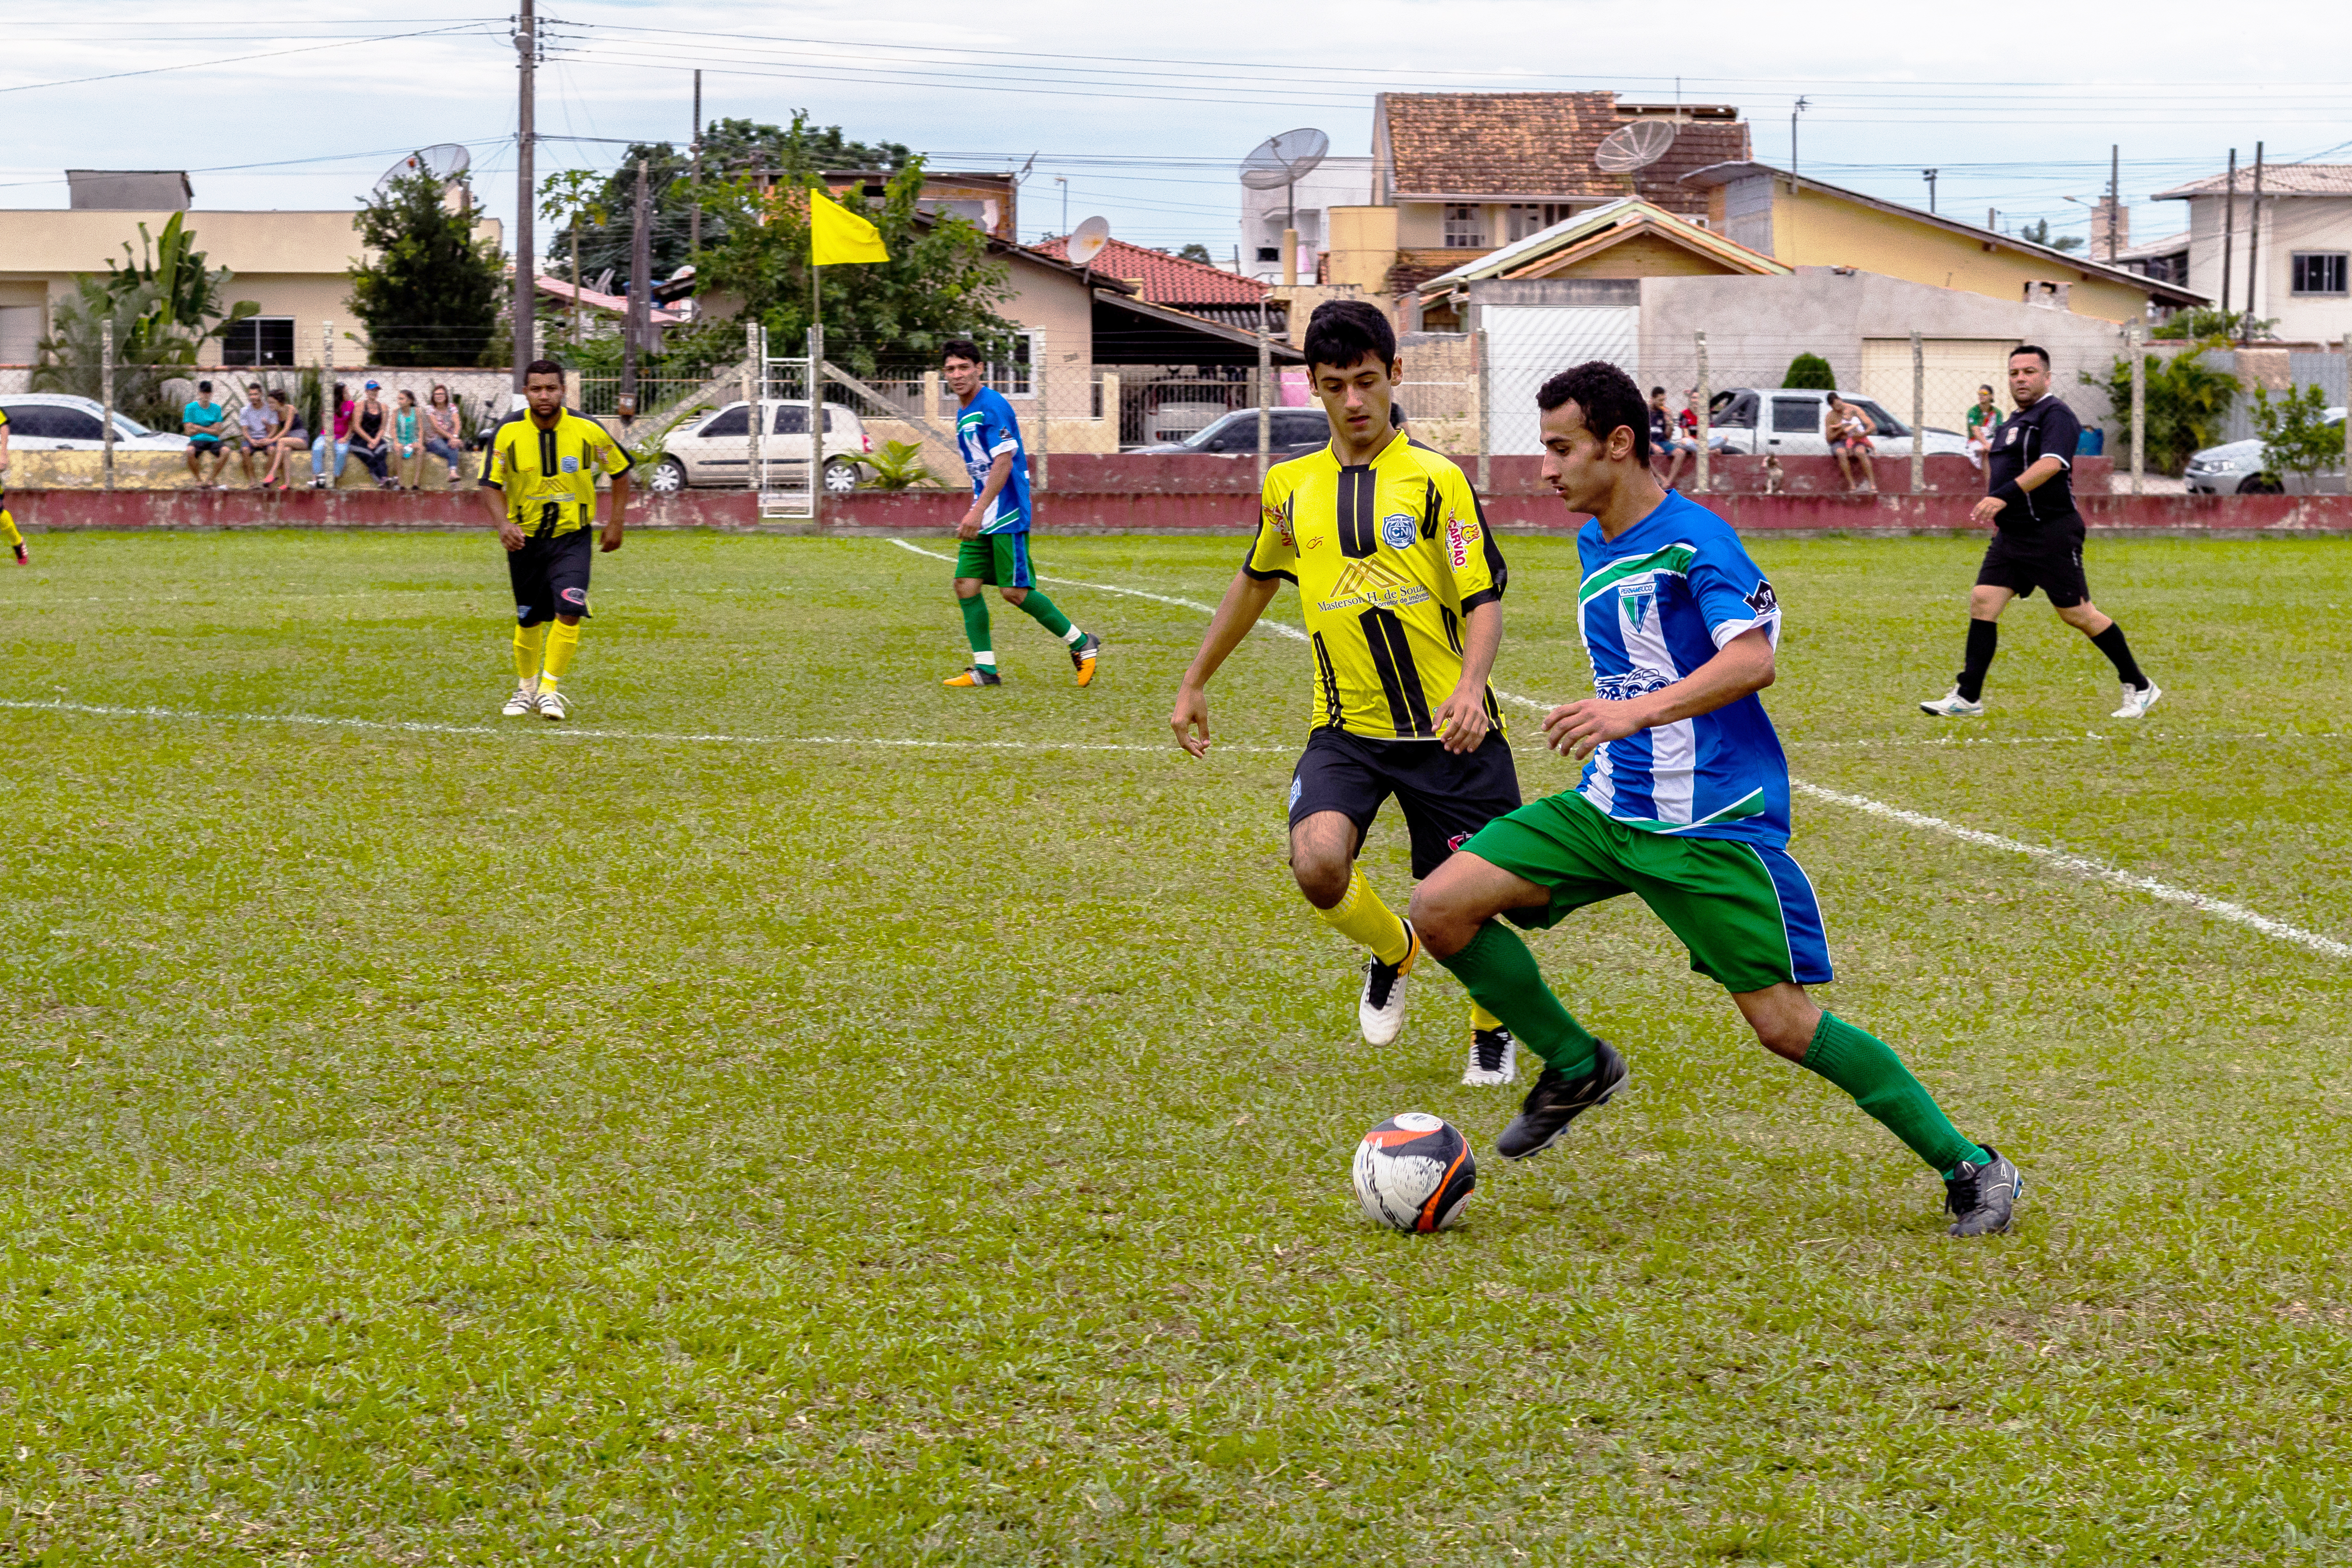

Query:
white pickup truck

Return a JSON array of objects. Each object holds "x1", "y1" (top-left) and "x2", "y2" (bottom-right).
[{"x1": 1704, "y1": 387, "x2": 1971, "y2": 459}]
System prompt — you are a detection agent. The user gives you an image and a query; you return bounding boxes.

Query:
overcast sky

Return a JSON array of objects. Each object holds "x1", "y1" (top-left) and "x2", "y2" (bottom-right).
[{"x1": 7, "y1": 1, "x2": 2351, "y2": 266}]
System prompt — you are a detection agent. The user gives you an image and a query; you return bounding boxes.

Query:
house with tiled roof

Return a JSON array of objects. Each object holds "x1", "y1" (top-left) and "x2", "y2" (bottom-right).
[
  {"x1": 1327, "y1": 93, "x2": 1751, "y2": 297},
  {"x1": 1407, "y1": 199, "x2": 1787, "y2": 330},
  {"x1": 1032, "y1": 233, "x2": 1272, "y2": 330},
  {"x1": 2154, "y1": 164, "x2": 2352, "y2": 342}
]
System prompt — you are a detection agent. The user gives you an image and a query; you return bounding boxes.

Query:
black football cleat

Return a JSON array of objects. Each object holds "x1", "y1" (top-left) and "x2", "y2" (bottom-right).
[
  {"x1": 1943, "y1": 1146, "x2": 2024, "y2": 1237},
  {"x1": 1496, "y1": 1038, "x2": 1628, "y2": 1160}
]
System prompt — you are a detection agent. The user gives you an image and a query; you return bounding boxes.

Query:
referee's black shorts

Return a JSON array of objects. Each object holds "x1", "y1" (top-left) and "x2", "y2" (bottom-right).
[
  {"x1": 507, "y1": 527, "x2": 594, "y2": 626},
  {"x1": 1976, "y1": 521, "x2": 2089, "y2": 609},
  {"x1": 1288, "y1": 727, "x2": 1521, "y2": 880}
]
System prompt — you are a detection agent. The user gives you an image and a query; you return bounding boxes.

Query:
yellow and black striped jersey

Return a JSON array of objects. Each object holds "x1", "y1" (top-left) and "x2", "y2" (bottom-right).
[
  {"x1": 1243, "y1": 434, "x2": 1506, "y2": 741},
  {"x1": 481, "y1": 410, "x2": 633, "y2": 535}
]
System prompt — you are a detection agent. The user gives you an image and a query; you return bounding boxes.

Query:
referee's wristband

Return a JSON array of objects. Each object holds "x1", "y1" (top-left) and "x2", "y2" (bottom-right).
[{"x1": 1987, "y1": 481, "x2": 2026, "y2": 509}]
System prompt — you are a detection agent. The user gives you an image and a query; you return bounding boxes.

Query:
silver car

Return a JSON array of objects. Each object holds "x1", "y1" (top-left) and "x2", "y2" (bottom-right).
[
  {"x1": 2184, "y1": 408, "x2": 2346, "y2": 494},
  {"x1": 1705, "y1": 387, "x2": 1971, "y2": 459},
  {"x1": 0, "y1": 393, "x2": 189, "y2": 450},
  {"x1": 645, "y1": 399, "x2": 873, "y2": 493}
]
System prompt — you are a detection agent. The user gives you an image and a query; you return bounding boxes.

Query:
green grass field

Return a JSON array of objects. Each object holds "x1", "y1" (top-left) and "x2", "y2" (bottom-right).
[{"x1": 3, "y1": 527, "x2": 2350, "y2": 1565}]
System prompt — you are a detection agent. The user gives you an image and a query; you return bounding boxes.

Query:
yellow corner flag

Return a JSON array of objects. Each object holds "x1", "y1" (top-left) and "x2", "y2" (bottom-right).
[{"x1": 810, "y1": 187, "x2": 889, "y2": 266}]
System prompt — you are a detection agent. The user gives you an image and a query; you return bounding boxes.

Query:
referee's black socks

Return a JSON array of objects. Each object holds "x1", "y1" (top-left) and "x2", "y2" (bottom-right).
[
  {"x1": 2090, "y1": 622, "x2": 2149, "y2": 689},
  {"x1": 1956, "y1": 620, "x2": 1998, "y2": 703}
]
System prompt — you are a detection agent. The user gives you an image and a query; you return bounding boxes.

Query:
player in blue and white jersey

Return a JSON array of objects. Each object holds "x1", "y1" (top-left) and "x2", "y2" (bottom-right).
[
  {"x1": 1408, "y1": 360, "x2": 2024, "y2": 1238},
  {"x1": 938, "y1": 339, "x2": 1100, "y2": 688}
]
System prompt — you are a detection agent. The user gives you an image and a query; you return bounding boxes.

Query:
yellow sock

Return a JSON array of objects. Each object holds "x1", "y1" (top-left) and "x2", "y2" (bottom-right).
[
  {"x1": 539, "y1": 620, "x2": 582, "y2": 691},
  {"x1": 1469, "y1": 1000, "x2": 1504, "y2": 1032},
  {"x1": 513, "y1": 623, "x2": 548, "y2": 685},
  {"x1": 0, "y1": 509, "x2": 19, "y2": 549},
  {"x1": 1317, "y1": 868, "x2": 1413, "y2": 966}
]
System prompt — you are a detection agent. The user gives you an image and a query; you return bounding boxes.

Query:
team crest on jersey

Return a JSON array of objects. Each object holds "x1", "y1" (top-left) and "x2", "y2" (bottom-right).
[
  {"x1": 1381, "y1": 512, "x2": 1416, "y2": 550},
  {"x1": 560, "y1": 455, "x2": 580, "y2": 474},
  {"x1": 1744, "y1": 579, "x2": 1779, "y2": 616},
  {"x1": 1620, "y1": 582, "x2": 1658, "y2": 632}
]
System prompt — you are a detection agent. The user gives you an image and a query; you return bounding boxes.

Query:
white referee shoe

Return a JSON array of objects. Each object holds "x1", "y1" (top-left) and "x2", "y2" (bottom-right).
[
  {"x1": 501, "y1": 684, "x2": 540, "y2": 717},
  {"x1": 1918, "y1": 688, "x2": 1986, "y2": 718},
  {"x1": 2111, "y1": 682, "x2": 2162, "y2": 719}
]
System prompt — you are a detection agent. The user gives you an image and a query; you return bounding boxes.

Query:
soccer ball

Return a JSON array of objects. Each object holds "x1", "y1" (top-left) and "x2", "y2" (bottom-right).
[{"x1": 1351, "y1": 1112, "x2": 1476, "y2": 1232}]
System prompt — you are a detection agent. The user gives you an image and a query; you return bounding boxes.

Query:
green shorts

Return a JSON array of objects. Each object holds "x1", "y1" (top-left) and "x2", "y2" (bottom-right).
[
  {"x1": 954, "y1": 531, "x2": 1036, "y2": 589},
  {"x1": 1462, "y1": 790, "x2": 1834, "y2": 993}
]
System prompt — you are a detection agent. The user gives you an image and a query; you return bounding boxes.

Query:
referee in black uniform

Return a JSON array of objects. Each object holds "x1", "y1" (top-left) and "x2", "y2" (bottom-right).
[{"x1": 1919, "y1": 345, "x2": 2161, "y2": 720}]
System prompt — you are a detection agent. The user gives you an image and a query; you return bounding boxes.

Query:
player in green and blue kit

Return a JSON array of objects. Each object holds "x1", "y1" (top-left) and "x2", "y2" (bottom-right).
[
  {"x1": 1409, "y1": 360, "x2": 2024, "y2": 1238},
  {"x1": 939, "y1": 338, "x2": 1100, "y2": 688}
]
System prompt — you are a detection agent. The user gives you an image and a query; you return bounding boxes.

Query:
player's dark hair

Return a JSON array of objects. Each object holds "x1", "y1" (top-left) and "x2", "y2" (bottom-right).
[
  {"x1": 523, "y1": 357, "x2": 567, "y2": 382},
  {"x1": 2011, "y1": 344, "x2": 2050, "y2": 369},
  {"x1": 1536, "y1": 360, "x2": 1650, "y2": 461},
  {"x1": 1302, "y1": 299, "x2": 1394, "y2": 375},
  {"x1": 941, "y1": 338, "x2": 983, "y2": 366}
]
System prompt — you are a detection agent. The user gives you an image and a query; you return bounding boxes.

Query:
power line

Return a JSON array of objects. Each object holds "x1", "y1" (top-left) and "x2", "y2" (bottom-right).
[{"x1": 0, "y1": 22, "x2": 495, "y2": 96}]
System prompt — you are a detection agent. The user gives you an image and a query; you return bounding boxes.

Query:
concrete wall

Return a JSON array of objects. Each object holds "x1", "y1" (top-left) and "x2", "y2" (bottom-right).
[{"x1": 1327, "y1": 206, "x2": 1400, "y2": 292}]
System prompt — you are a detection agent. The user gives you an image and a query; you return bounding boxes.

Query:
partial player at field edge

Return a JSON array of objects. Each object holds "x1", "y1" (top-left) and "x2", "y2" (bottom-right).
[
  {"x1": 0, "y1": 407, "x2": 25, "y2": 565},
  {"x1": 1170, "y1": 301, "x2": 1527, "y2": 1089},
  {"x1": 1409, "y1": 359, "x2": 2023, "y2": 1238},
  {"x1": 477, "y1": 358, "x2": 634, "y2": 722},
  {"x1": 939, "y1": 338, "x2": 1099, "y2": 689}
]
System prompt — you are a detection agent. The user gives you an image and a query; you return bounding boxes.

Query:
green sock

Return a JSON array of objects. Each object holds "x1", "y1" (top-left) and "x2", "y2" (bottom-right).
[
  {"x1": 1432, "y1": 921, "x2": 1598, "y2": 1075},
  {"x1": 1014, "y1": 590, "x2": 1076, "y2": 641},
  {"x1": 1800, "y1": 1012, "x2": 1987, "y2": 1177},
  {"x1": 959, "y1": 593, "x2": 992, "y2": 659}
]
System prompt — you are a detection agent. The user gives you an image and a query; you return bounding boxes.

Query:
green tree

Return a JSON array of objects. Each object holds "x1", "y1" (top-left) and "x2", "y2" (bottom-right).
[
  {"x1": 347, "y1": 172, "x2": 505, "y2": 367},
  {"x1": 2019, "y1": 218, "x2": 2085, "y2": 253},
  {"x1": 2249, "y1": 383, "x2": 2342, "y2": 486},
  {"x1": 31, "y1": 214, "x2": 258, "y2": 426},
  {"x1": 2154, "y1": 306, "x2": 2276, "y2": 342},
  {"x1": 1176, "y1": 243, "x2": 1214, "y2": 264},
  {"x1": 547, "y1": 116, "x2": 914, "y2": 294},
  {"x1": 2089, "y1": 342, "x2": 2240, "y2": 474},
  {"x1": 1782, "y1": 353, "x2": 1835, "y2": 390},
  {"x1": 686, "y1": 124, "x2": 1018, "y2": 378}
]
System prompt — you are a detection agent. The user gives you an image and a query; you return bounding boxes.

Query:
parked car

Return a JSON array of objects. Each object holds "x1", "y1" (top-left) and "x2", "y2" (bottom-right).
[
  {"x1": 1134, "y1": 407, "x2": 1330, "y2": 456},
  {"x1": 2184, "y1": 408, "x2": 2347, "y2": 494},
  {"x1": 0, "y1": 394, "x2": 189, "y2": 450},
  {"x1": 1705, "y1": 387, "x2": 1970, "y2": 458},
  {"x1": 645, "y1": 399, "x2": 874, "y2": 493}
]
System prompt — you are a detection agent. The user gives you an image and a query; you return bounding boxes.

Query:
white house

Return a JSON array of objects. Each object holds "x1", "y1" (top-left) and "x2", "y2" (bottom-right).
[
  {"x1": 1239, "y1": 155, "x2": 1373, "y2": 284},
  {"x1": 2154, "y1": 164, "x2": 2352, "y2": 342}
]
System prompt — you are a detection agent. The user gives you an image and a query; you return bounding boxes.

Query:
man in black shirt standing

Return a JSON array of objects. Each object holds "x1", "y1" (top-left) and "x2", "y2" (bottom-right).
[{"x1": 1920, "y1": 345, "x2": 2160, "y2": 719}]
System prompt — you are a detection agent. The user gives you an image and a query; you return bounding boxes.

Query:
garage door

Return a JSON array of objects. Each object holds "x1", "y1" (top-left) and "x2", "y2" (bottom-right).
[
  {"x1": 1484, "y1": 306, "x2": 1638, "y2": 454},
  {"x1": 1860, "y1": 338, "x2": 2016, "y2": 431}
]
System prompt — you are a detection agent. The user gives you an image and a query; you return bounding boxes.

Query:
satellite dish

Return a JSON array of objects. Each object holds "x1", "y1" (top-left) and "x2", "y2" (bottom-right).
[
  {"x1": 1595, "y1": 119, "x2": 1677, "y2": 174},
  {"x1": 1068, "y1": 216, "x2": 1111, "y2": 268},
  {"x1": 373, "y1": 143, "x2": 472, "y2": 195},
  {"x1": 1240, "y1": 128, "x2": 1331, "y2": 190}
]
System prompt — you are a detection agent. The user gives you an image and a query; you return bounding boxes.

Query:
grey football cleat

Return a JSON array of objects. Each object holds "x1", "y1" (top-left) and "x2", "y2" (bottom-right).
[
  {"x1": 1943, "y1": 1146, "x2": 2024, "y2": 1237},
  {"x1": 1496, "y1": 1038, "x2": 1628, "y2": 1160},
  {"x1": 1919, "y1": 688, "x2": 1986, "y2": 718}
]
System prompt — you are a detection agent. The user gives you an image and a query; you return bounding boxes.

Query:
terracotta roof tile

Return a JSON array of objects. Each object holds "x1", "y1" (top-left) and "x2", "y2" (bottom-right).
[
  {"x1": 2154, "y1": 164, "x2": 2352, "y2": 199},
  {"x1": 1030, "y1": 235, "x2": 1266, "y2": 307},
  {"x1": 1380, "y1": 92, "x2": 1748, "y2": 212}
]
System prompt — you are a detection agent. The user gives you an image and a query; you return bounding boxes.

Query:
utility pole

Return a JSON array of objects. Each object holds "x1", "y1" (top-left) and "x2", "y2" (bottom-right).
[
  {"x1": 2221, "y1": 149, "x2": 2237, "y2": 332},
  {"x1": 2107, "y1": 144, "x2": 2120, "y2": 261},
  {"x1": 2243, "y1": 141, "x2": 2265, "y2": 343},
  {"x1": 621, "y1": 158, "x2": 649, "y2": 418},
  {"x1": 689, "y1": 70, "x2": 702, "y2": 258},
  {"x1": 1922, "y1": 168, "x2": 1938, "y2": 214},
  {"x1": 512, "y1": 0, "x2": 535, "y2": 394}
]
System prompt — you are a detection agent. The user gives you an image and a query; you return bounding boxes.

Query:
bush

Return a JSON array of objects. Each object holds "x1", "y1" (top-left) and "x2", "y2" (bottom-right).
[
  {"x1": 2250, "y1": 383, "x2": 2343, "y2": 484},
  {"x1": 1782, "y1": 353, "x2": 1835, "y2": 390},
  {"x1": 2089, "y1": 343, "x2": 2239, "y2": 475},
  {"x1": 859, "y1": 439, "x2": 944, "y2": 490}
]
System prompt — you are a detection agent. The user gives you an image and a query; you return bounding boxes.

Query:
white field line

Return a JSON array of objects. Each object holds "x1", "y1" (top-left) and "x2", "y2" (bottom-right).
[
  {"x1": 0, "y1": 699, "x2": 1294, "y2": 755},
  {"x1": 890, "y1": 538, "x2": 2350, "y2": 960}
]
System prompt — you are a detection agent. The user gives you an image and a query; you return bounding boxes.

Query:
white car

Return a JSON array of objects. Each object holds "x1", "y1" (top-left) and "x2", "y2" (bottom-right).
[
  {"x1": 646, "y1": 399, "x2": 873, "y2": 493},
  {"x1": 2184, "y1": 408, "x2": 2346, "y2": 494},
  {"x1": 0, "y1": 393, "x2": 189, "y2": 450},
  {"x1": 1704, "y1": 387, "x2": 1970, "y2": 459}
]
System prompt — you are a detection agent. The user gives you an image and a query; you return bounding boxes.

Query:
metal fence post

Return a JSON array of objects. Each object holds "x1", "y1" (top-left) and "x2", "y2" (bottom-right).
[
  {"x1": 1256, "y1": 322, "x2": 1271, "y2": 484},
  {"x1": 1909, "y1": 329, "x2": 1925, "y2": 495},
  {"x1": 1033, "y1": 328, "x2": 1048, "y2": 495},
  {"x1": 743, "y1": 321, "x2": 759, "y2": 509},
  {"x1": 321, "y1": 321, "x2": 335, "y2": 482},
  {"x1": 1694, "y1": 331, "x2": 1710, "y2": 496},
  {"x1": 1475, "y1": 327, "x2": 1491, "y2": 495},
  {"x1": 2129, "y1": 320, "x2": 2145, "y2": 498},
  {"x1": 808, "y1": 322, "x2": 823, "y2": 530},
  {"x1": 100, "y1": 317, "x2": 115, "y2": 491}
]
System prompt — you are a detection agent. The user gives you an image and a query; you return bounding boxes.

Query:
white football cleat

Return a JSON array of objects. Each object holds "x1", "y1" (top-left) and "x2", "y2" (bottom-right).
[
  {"x1": 2111, "y1": 682, "x2": 2162, "y2": 719},
  {"x1": 538, "y1": 689, "x2": 569, "y2": 721},
  {"x1": 1918, "y1": 689, "x2": 1986, "y2": 718},
  {"x1": 1358, "y1": 921, "x2": 1420, "y2": 1047},
  {"x1": 1463, "y1": 1026, "x2": 1519, "y2": 1087},
  {"x1": 501, "y1": 685, "x2": 539, "y2": 718}
]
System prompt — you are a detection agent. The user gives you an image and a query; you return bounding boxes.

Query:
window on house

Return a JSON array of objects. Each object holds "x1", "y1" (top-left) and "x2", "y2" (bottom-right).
[
  {"x1": 1442, "y1": 205, "x2": 1486, "y2": 248},
  {"x1": 221, "y1": 316, "x2": 295, "y2": 367},
  {"x1": 1256, "y1": 247, "x2": 1280, "y2": 262},
  {"x1": 1503, "y1": 203, "x2": 1575, "y2": 242},
  {"x1": 2292, "y1": 252, "x2": 2348, "y2": 296},
  {"x1": 988, "y1": 331, "x2": 1036, "y2": 397}
]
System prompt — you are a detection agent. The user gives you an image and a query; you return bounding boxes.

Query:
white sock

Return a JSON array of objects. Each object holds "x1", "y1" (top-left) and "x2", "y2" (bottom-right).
[
  {"x1": 973, "y1": 653, "x2": 997, "y2": 668},
  {"x1": 1062, "y1": 625, "x2": 1085, "y2": 646}
]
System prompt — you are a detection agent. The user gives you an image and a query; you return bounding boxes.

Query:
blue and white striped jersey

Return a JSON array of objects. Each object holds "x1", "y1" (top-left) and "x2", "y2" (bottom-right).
[{"x1": 1571, "y1": 490, "x2": 1790, "y2": 846}]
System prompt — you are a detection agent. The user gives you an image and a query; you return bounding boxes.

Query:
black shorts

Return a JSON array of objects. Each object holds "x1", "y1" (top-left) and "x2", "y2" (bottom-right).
[
  {"x1": 1977, "y1": 524, "x2": 2088, "y2": 609},
  {"x1": 189, "y1": 436, "x2": 222, "y2": 453},
  {"x1": 507, "y1": 527, "x2": 593, "y2": 626},
  {"x1": 1288, "y1": 727, "x2": 1522, "y2": 880}
]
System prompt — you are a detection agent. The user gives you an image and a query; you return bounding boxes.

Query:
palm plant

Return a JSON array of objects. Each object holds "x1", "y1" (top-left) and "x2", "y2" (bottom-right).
[{"x1": 858, "y1": 439, "x2": 945, "y2": 489}]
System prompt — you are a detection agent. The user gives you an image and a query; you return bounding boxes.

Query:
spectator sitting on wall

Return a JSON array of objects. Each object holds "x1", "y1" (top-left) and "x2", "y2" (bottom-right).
[
  {"x1": 1965, "y1": 384, "x2": 2001, "y2": 472},
  {"x1": 1826, "y1": 391, "x2": 1877, "y2": 494},
  {"x1": 1648, "y1": 385, "x2": 1696, "y2": 489},
  {"x1": 424, "y1": 383, "x2": 467, "y2": 485},
  {"x1": 236, "y1": 382, "x2": 275, "y2": 487},
  {"x1": 260, "y1": 389, "x2": 309, "y2": 490},
  {"x1": 183, "y1": 380, "x2": 229, "y2": 489},
  {"x1": 394, "y1": 389, "x2": 423, "y2": 491},
  {"x1": 310, "y1": 383, "x2": 354, "y2": 489},
  {"x1": 349, "y1": 381, "x2": 395, "y2": 489}
]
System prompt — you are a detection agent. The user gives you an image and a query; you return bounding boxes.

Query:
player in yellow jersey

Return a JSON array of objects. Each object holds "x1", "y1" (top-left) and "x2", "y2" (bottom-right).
[
  {"x1": 1169, "y1": 301, "x2": 1524, "y2": 1086},
  {"x1": 477, "y1": 359, "x2": 634, "y2": 720},
  {"x1": 0, "y1": 407, "x2": 26, "y2": 565}
]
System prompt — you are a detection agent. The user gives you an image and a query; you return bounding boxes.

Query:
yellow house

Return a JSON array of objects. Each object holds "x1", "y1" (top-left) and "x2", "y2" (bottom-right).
[
  {"x1": 0, "y1": 202, "x2": 503, "y2": 368},
  {"x1": 1679, "y1": 161, "x2": 2204, "y2": 323}
]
